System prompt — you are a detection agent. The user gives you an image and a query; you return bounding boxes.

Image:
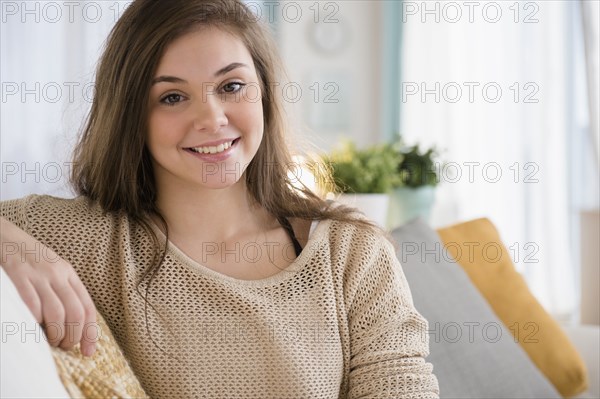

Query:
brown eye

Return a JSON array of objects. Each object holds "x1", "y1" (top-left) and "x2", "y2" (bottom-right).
[
  {"x1": 160, "y1": 93, "x2": 184, "y2": 105},
  {"x1": 222, "y1": 82, "x2": 245, "y2": 93}
]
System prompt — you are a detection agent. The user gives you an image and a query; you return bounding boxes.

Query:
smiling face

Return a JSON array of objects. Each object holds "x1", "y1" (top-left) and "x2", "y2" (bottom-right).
[{"x1": 147, "y1": 27, "x2": 264, "y2": 193}]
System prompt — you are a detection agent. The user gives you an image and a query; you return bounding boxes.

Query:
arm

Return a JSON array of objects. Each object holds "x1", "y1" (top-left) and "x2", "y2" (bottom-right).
[
  {"x1": 1, "y1": 216, "x2": 97, "y2": 356},
  {"x1": 346, "y1": 237, "x2": 439, "y2": 398}
]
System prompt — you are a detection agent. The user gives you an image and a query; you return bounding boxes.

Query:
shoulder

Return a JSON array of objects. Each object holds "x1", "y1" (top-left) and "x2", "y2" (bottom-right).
[
  {"x1": 319, "y1": 199, "x2": 389, "y2": 251},
  {"x1": 326, "y1": 218, "x2": 392, "y2": 256},
  {"x1": 317, "y1": 217, "x2": 397, "y2": 280},
  {"x1": 318, "y1": 218, "x2": 415, "y2": 316},
  {"x1": 8, "y1": 194, "x2": 108, "y2": 222},
  {"x1": 29, "y1": 193, "x2": 95, "y2": 208},
  {"x1": 1, "y1": 194, "x2": 126, "y2": 243}
]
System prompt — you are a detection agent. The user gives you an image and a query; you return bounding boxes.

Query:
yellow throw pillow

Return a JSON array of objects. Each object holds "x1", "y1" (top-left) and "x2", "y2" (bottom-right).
[
  {"x1": 437, "y1": 218, "x2": 588, "y2": 398},
  {"x1": 50, "y1": 313, "x2": 148, "y2": 399}
]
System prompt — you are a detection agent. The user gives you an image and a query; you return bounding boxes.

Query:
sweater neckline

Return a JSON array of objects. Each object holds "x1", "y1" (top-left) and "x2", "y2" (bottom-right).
[{"x1": 147, "y1": 218, "x2": 332, "y2": 287}]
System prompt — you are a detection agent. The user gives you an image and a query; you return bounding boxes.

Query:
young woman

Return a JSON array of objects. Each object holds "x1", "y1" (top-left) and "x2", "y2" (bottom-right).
[{"x1": 0, "y1": 0, "x2": 439, "y2": 397}]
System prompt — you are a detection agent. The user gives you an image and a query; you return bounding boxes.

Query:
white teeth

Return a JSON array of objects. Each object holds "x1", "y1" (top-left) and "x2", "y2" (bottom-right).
[{"x1": 190, "y1": 140, "x2": 235, "y2": 154}]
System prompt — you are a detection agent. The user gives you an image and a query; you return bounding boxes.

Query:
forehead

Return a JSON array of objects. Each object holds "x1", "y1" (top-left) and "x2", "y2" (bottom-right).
[{"x1": 156, "y1": 27, "x2": 255, "y2": 75}]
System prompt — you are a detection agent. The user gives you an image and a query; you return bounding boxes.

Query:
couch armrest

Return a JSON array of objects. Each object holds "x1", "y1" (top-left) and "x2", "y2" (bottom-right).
[
  {"x1": 562, "y1": 324, "x2": 600, "y2": 398},
  {"x1": 0, "y1": 268, "x2": 71, "y2": 398}
]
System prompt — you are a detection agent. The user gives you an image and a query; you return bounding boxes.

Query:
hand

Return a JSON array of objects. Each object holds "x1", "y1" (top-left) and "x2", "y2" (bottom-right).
[{"x1": 1, "y1": 217, "x2": 97, "y2": 356}]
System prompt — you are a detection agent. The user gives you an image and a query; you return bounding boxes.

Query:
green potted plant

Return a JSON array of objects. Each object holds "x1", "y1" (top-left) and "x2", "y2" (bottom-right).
[
  {"x1": 388, "y1": 142, "x2": 441, "y2": 228},
  {"x1": 320, "y1": 140, "x2": 402, "y2": 226}
]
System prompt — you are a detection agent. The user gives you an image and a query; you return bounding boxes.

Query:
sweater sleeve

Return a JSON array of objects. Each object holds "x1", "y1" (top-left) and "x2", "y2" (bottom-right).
[
  {"x1": 0, "y1": 195, "x2": 35, "y2": 232},
  {"x1": 346, "y1": 236, "x2": 439, "y2": 399}
]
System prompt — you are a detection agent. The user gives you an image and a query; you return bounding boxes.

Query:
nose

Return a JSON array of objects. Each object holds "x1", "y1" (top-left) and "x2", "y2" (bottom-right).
[{"x1": 192, "y1": 94, "x2": 228, "y2": 133}]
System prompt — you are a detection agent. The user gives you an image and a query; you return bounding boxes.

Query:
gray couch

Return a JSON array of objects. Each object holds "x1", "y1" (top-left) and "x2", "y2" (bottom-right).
[{"x1": 392, "y1": 218, "x2": 599, "y2": 399}]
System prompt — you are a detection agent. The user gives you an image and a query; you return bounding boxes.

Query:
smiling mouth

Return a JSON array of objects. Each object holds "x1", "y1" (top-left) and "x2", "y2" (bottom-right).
[{"x1": 186, "y1": 138, "x2": 240, "y2": 155}]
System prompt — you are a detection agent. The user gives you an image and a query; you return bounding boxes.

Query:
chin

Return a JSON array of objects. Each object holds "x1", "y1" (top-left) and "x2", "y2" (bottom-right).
[{"x1": 191, "y1": 167, "x2": 246, "y2": 190}]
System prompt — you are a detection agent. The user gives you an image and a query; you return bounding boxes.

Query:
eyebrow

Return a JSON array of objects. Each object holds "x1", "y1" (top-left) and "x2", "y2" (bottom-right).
[
  {"x1": 151, "y1": 62, "x2": 250, "y2": 85},
  {"x1": 215, "y1": 62, "x2": 249, "y2": 77}
]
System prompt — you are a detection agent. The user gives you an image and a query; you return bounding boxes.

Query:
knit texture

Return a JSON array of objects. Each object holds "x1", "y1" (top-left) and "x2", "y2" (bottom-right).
[
  {"x1": 1, "y1": 195, "x2": 439, "y2": 398},
  {"x1": 51, "y1": 313, "x2": 148, "y2": 398}
]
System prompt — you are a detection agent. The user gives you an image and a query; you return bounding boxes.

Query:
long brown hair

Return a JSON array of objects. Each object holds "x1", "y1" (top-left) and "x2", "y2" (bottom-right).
[{"x1": 70, "y1": 0, "x2": 374, "y2": 347}]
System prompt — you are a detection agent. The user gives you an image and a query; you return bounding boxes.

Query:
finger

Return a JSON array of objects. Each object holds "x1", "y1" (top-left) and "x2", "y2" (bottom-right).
[
  {"x1": 36, "y1": 282, "x2": 66, "y2": 347},
  {"x1": 69, "y1": 275, "x2": 97, "y2": 356},
  {"x1": 52, "y1": 280, "x2": 85, "y2": 351}
]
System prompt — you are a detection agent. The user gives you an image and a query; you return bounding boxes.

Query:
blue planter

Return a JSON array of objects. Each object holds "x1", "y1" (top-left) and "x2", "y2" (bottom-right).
[{"x1": 387, "y1": 186, "x2": 436, "y2": 229}]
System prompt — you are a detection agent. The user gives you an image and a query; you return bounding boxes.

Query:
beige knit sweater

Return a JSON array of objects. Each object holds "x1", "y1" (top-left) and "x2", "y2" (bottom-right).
[{"x1": 1, "y1": 195, "x2": 439, "y2": 398}]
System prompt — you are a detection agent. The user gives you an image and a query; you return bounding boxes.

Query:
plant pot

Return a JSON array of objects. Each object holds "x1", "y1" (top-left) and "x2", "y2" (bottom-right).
[
  {"x1": 387, "y1": 186, "x2": 436, "y2": 229},
  {"x1": 337, "y1": 193, "x2": 390, "y2": 227}
]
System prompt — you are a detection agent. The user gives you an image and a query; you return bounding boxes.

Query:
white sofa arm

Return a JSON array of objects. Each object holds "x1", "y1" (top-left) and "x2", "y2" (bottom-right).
[
  {"x1": 0, "y1": 268, "x2": 71, "y2": 399},
  {"x1": 562, "y1": 324, "x2": 600, "y2": 399}
]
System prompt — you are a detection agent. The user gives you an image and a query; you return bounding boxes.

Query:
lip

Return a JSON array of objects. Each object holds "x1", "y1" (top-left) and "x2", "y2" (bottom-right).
[
  {"x1": 185, "y1": 137, "x2": 239, "y2": 149},
  {"x1": 183, "y1": 138, "x2": 239, "y2": 162}
]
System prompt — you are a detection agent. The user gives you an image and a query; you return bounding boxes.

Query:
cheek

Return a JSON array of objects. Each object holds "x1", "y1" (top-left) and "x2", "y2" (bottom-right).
[
  {"x1": 233, "y1": 100, "x2": 264, "y2": 137},
  {"x1": 147, "y1": 111, "x2": 186, "y2": 149},
  {"x1": 252, "y1": 103, "x2": 265, "y2": 137},
  {"x1": 146, "y1": 115, "x2": 160, "y2": 155}
]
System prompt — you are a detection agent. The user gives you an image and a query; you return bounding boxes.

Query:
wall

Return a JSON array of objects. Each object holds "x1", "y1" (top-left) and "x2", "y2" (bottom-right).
[{"x1": 273, "y1": 0, "x2": 385, "y2": 153}]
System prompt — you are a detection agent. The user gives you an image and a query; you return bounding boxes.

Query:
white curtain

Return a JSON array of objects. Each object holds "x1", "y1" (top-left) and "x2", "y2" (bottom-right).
[
  {"x1": 581, "y1": 0, "x2": 600, "y2": 164},
  {"x1": 400, "y1": 0, "x2": 598, "y2": 319},
  {"x1": 1, "y1": 1, "x2": 130, "y2": 201}
]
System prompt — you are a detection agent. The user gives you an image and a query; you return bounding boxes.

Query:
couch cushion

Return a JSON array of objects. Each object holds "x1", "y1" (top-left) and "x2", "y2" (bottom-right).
[
  {"x1": 392, "y1": 218, "x2": 560, "y2": 398},
  {"x1": 437, "y1": 218, "x2": 588, "y2": 397}
]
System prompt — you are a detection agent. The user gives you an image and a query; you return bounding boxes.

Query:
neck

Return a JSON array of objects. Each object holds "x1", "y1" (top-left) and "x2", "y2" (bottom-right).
[{"x1": 153, "y1": 177, "x2": 272, "y2": 243}]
